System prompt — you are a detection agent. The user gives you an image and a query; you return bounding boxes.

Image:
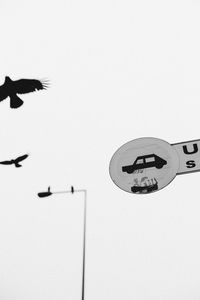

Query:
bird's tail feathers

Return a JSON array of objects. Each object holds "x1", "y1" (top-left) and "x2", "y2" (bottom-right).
[
  {"x1": 14, "y1": 161, "x2": 22, "y2": 168},
  {"x1": 10, "y1": 94, "x2": 24, "y2": 109}
]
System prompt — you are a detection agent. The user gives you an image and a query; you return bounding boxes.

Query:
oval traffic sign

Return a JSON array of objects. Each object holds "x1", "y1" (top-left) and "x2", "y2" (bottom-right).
[{"x1": 109, "y1": 137, "x2": 180, "y2": 194}]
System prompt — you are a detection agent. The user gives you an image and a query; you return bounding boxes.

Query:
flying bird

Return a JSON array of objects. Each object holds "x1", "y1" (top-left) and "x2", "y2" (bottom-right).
[
  {"x1": 0, "y1": 76, "x2": 49, "y2": 109},
  {"x1": 0, "y1": 154, "x2": 29, "y2": 168}
]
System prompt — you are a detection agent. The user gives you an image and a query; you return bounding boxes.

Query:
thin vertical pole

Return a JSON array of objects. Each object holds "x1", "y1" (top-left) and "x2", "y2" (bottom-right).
[
  {"x1": 82, "y1": 190, "x2": 87, "y2": 300},
  {"x1": 38, "y1": 188, "x2": 87, "y2": 300}
]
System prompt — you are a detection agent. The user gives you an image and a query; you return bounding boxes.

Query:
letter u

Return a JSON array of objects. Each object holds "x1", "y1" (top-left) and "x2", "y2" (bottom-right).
[{"x1": 183, "y1": 143, "x2": 198, "y2": 154}]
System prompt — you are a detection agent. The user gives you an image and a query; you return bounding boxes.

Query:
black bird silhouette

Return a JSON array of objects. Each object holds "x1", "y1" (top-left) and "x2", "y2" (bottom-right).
[
  {"x1": 71, "y1": 186, "x2": 74, "y2": 194},
  {"x1": 0, "y1": 154, "x2": 29, "y2": 168},
  {"x1": 0, "y1": 76, "x2": 49, "y2": 108}
]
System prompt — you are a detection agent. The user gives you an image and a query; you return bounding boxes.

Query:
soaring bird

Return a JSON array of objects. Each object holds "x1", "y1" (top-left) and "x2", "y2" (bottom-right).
[
  {"x1": 0, "y1": 154, "x2": 29, "y2": 168},
  {"x1": 0, "y1": 76, "x2": 49, "y2": 108}
]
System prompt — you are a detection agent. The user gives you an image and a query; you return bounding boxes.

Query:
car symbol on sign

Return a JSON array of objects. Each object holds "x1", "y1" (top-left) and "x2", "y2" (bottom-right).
[{"x1": 122, "y1": 154, "x2": 167, "y2": 174}]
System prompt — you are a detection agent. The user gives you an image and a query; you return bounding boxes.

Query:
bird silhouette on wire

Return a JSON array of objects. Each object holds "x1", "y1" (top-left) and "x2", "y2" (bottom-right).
[
  {"x1": 0, "y1": 154, "x2": 29, "y2": 168},
  {"x1": 0, "y1": 76, "x2": 49, "y2": 109}
]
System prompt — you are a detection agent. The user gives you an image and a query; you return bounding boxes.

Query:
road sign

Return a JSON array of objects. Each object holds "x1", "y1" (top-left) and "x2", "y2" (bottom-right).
[
  {"x1": 172, "y1": 139, "x2": 200, "y2": 175},
  {"x1": 109, "y1": 137, "x2": 179, "y2": 194},
  {"x1": 109, "y1": 137, "x2": 200, "y2": 195}
]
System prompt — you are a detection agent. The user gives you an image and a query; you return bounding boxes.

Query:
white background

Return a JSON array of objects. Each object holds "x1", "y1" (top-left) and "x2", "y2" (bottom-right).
[{"x1": 0, "y1": 0, "x2": 200, "y2": 299}]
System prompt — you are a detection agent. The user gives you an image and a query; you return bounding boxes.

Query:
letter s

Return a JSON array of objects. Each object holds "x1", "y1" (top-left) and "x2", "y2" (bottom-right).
[{"x1": 186, "y1": 160, "x2": 196, "y2": 168}]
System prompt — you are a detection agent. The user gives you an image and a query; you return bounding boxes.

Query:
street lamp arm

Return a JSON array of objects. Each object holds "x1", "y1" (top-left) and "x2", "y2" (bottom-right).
[{"x1": 53, "y1": 189, "x2": 86, "y2": 195}]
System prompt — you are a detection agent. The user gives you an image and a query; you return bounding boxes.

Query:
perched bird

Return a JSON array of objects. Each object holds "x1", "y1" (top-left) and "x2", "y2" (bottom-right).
[
  {"x1": 0, "y1": 76, "x2": 49, "y2": 108},
  {"x1": 0, "y1": 154, "x2": 29, "y2": 168},
  {"x1": 71, "y1": 186, "x2": 74, "y2": 194}
]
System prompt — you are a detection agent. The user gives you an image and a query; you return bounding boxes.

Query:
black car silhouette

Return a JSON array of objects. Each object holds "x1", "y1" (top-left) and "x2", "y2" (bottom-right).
[{"x1": 122, "y1": 154, "x2": 167, "y2": 174}]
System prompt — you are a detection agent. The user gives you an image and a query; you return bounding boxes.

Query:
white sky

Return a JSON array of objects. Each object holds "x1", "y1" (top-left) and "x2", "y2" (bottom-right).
[{"x1": 0, "y1": 0, "x2": 200, "y2": 299}]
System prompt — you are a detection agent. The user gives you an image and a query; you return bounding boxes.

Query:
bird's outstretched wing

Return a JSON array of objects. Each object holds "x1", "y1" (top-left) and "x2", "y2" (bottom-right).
[
  {"x1": 13, "y1": 79, "x2": 49, "y2": 94},
  {"x1": 0, "y1": 160, "x2": 13, "y2": 165},
  {"x1": 15, "y1": 154, "x2": 29, "y2": 163},
  {"x1": 0, "y1": 84, "x2": 8, "y2": 101}
]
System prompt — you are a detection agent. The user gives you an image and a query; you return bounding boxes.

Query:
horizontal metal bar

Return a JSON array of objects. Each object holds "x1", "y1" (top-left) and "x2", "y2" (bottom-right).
[{"x1": 52, "y1": 189, "x2": 86, "y2": 195}]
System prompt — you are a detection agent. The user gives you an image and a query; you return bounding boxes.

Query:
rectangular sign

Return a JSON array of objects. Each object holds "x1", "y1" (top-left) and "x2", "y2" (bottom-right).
[{"x1": 172, "y1": 139, "x2": 200, "y2": 175}]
